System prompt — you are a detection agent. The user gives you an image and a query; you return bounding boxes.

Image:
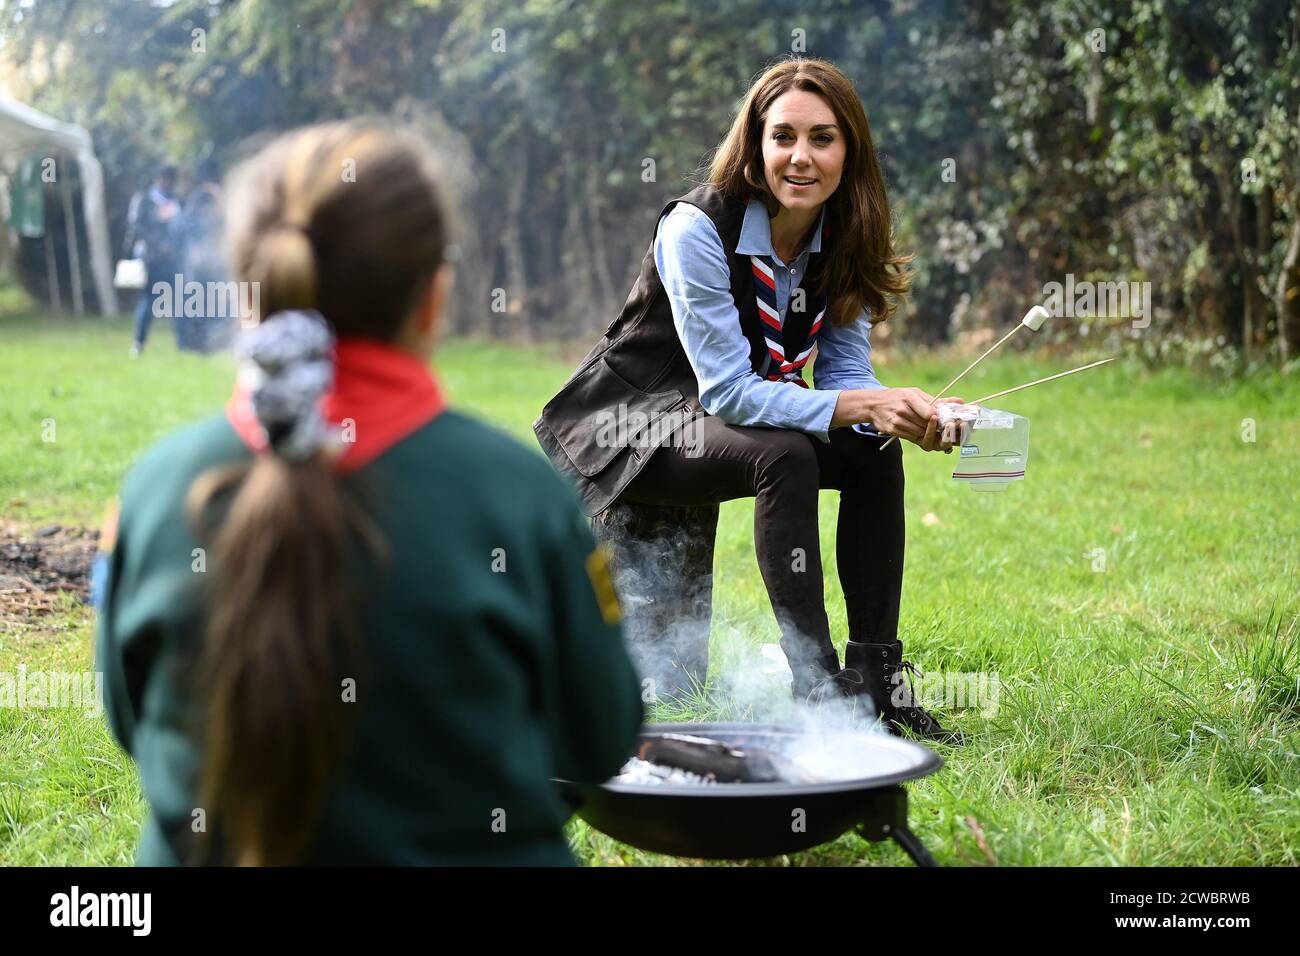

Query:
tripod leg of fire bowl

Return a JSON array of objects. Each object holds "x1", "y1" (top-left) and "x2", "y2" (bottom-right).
[
  {"x1": 857, "y1": 787, "x2": 940, "y2": 866},
  {"x1": 889, "y1": 825, "x2": 938, "y2": 867}
]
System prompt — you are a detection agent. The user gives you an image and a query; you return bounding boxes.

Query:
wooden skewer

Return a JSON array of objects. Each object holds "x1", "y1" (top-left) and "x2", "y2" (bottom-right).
[
  {"x1": 968, "y1": 357, "x2": 1115, "y2": 405},
  {"x1": 877, "y1": 325, "x2": 1025, "y2": 451},
  {"x1": 876, "y1": 303, "x2": 1051, "y2": 450},
  {"x1": 876, "y1": 356, "x2": 1115, "y2": 447},
  {"x1": 933, "y1": 325, "x2": 1026, "y2": 399}
]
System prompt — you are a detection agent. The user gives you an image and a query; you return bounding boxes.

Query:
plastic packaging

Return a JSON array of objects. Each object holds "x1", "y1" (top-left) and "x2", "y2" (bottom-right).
[{"x1": 936, "y1": 402, "x2": 1029, "y2": 491}]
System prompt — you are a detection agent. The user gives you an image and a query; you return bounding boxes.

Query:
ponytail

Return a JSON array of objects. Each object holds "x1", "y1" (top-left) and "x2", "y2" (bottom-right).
[
  {"x1": 251, "y1": 225, "x2": 317, "y2": 313},
  {"x1": 187, "y1": 449, "x2": 360, "y2": 865},
  {"x1": 187, "y1": 312, "x2": 374, "y2": 865}
]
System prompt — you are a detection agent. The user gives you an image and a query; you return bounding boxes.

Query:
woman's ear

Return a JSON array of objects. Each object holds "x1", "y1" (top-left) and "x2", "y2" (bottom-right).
[{"x1": 415, "y1": 262, "x2": 455, "y2": 343}]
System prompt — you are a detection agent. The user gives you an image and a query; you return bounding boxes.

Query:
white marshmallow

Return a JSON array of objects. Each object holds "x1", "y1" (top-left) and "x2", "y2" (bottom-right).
[{"x1": 1021, "y1": 305, "x2": 1050, "y2": 331}]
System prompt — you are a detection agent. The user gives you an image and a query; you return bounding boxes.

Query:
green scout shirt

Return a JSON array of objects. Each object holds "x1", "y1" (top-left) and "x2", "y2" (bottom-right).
[{"x1": 96, "y1": 408, "x2": 644, "y2": 865}]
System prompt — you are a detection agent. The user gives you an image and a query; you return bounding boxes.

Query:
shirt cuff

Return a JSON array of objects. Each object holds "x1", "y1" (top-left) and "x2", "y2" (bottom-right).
[{"x1": 805, "y1": 388, "x2": 839, "y2": 443}]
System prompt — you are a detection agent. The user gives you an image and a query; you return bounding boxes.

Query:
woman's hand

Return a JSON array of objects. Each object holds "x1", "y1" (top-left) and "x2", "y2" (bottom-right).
[
  {"x1": 912, "y1": 395, "x2": 966, "y2": 453},
  {"x1": 833, "y1": 387, "x2": 930, "y2": 436},
  {"x1": 833, "y1": 388, "x2": 966, "y2": 452}
]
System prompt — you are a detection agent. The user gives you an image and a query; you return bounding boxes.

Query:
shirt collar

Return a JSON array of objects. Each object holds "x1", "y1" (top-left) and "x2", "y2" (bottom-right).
[{"x1": 736, "y1": 195, "x2": 826, "y2": 260}]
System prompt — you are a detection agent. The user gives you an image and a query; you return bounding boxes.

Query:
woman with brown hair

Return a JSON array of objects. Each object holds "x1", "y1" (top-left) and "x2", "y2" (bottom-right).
[
  {"x1": 96, "y1": 121, "x2": 643, "y2": 865},
  {"x1": 534, "y1": 57, "x2": 963, "y2": 743}
]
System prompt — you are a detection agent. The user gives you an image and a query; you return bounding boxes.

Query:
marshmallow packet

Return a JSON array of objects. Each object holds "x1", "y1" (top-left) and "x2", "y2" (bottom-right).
[{"x1": 936, "y1": 402, "x2": 1030, "y2": 491}]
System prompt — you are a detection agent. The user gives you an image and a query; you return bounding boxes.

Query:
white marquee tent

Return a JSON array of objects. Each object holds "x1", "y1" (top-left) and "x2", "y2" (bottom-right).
[{"x1": 0, "y1": 96, "x2": 117, "y2": 314}]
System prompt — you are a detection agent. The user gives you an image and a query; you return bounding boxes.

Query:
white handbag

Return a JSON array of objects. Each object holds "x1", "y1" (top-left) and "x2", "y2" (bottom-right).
[{"x1": 114, "y1": 258, "x2": 147, "y2": 290}]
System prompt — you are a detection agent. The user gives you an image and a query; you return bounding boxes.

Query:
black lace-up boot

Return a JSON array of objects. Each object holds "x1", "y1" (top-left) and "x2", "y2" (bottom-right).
[
  {"x1": 843, "y1": 639, "x2": 965, "y2": 745},
  {"x1": 790, "y1": 652, "x2": 843, "y2": 703}
]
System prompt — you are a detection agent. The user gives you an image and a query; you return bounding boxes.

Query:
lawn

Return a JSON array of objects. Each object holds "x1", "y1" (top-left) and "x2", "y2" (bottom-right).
[{"x1": 1, "y1": 313, "x2": 1297, "y2": 866}]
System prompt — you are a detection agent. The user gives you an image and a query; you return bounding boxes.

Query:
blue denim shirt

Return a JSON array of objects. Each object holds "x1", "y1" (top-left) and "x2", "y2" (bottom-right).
[{"x1": 653, "y1": 198, "x2": 887, "y2": 442}]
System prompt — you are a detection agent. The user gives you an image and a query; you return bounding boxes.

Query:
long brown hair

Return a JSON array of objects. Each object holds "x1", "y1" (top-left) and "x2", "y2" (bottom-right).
[
  {"x1": 185, "y1": 121, "x2": 449, "y2": 865},
  {"x1": 708, "y1": 57, "x2": 912, "y2": 326}
]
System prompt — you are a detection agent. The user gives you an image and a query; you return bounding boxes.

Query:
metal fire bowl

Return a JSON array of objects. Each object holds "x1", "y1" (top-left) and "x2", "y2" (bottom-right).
[{"x1": 556, "y1": 723, "x2": 944, "y2": 860}]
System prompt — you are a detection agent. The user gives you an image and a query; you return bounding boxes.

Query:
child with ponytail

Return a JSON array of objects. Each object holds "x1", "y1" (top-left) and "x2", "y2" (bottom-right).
[{"x1": 96, "y1": 121, "x2": 643, "y2": 865}]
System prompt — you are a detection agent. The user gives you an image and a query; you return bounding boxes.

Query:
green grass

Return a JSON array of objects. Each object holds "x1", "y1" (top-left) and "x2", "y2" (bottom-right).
[
  {"x1": 0, "y1": 278, "x2": 31, "y2": 317},
  {"x1": 1, "y1": 313, "x2": 1297, "y2": 865}
]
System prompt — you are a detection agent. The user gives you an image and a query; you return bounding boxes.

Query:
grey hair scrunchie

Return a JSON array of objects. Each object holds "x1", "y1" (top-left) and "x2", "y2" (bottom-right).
[{"x1": 235, "y1": 310, "x2": 335, "y2": 462}]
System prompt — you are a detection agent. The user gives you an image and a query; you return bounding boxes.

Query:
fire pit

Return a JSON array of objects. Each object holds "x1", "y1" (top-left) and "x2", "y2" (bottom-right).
[{"x1": 556, "y1": 722, "x2": 943, "y2": 865}]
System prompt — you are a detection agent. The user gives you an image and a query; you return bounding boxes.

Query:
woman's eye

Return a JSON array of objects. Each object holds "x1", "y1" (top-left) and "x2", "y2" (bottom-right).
[{"x1": 773, "y1": 132, "x2": 834, "y2": 145}]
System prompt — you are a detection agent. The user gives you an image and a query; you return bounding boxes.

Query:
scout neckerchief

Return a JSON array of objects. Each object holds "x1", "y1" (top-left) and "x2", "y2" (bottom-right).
[
  {"x1": 227, "y1": 336, "x2": 448, "y2": 472},
  {"x1": 745, "y1": 194, "x2": 829, "y2": 388}
]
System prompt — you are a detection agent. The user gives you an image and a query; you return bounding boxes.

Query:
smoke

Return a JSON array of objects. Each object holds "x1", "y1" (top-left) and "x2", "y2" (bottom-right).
[
  {"x1": 597, "y1": 503, "x2": 896, "y2": 782},
  {"x1": 595, "y1": 503, "x2": 714, "y2": 703},
  {"x1": 715, "y1": 626, "x2": 886, "y2": 719},
  {"x1": 711, "y1": 628, "x2": 916, "y2": 781}
]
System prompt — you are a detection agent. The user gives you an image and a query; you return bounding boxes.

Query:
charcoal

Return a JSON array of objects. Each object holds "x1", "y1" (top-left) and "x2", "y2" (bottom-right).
[{"x1": 637, "y1": 734, "x2": 822, "y2": 784}]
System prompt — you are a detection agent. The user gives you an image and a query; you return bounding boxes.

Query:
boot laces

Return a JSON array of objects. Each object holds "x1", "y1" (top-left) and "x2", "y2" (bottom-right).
[
  {"x1": 805, "y1": 666, "x2": 863, "y2": 704},
  {"x1": 890, "y1": 659, "x2": 924, "y2": 710},
  {"x1": 837, "y1": 667, "x2": 865, "y2": 689}
]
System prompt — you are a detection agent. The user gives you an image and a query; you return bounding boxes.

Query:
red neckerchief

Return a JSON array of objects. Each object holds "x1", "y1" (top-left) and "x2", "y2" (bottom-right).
[
  {"x1": 226, "y1": 336, "x2": 448, "y2": 472},
  {"x1": 743, "y1": 194, "x2": 829, "y2": 386}
]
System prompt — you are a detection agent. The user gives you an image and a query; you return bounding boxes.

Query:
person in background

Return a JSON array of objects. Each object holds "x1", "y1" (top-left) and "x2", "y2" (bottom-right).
[
  {"x1": 123, "y1": 163, "x2": 181, "y2": 357},
  {"x1": 95, "y1": 121, "x2": 643, "y2": 865},
  {"x1": 176, "y1": 158, "x2": 231, "y2": 352}
]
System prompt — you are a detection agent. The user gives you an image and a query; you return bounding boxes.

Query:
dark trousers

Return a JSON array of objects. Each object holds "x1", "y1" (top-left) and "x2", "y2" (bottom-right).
[
  {"x1": 132, "y1": 258, "x2": 176, "y2": 349},
  {"x1": 598, "y1": 415, "x2": 905, "y2": 697}
]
